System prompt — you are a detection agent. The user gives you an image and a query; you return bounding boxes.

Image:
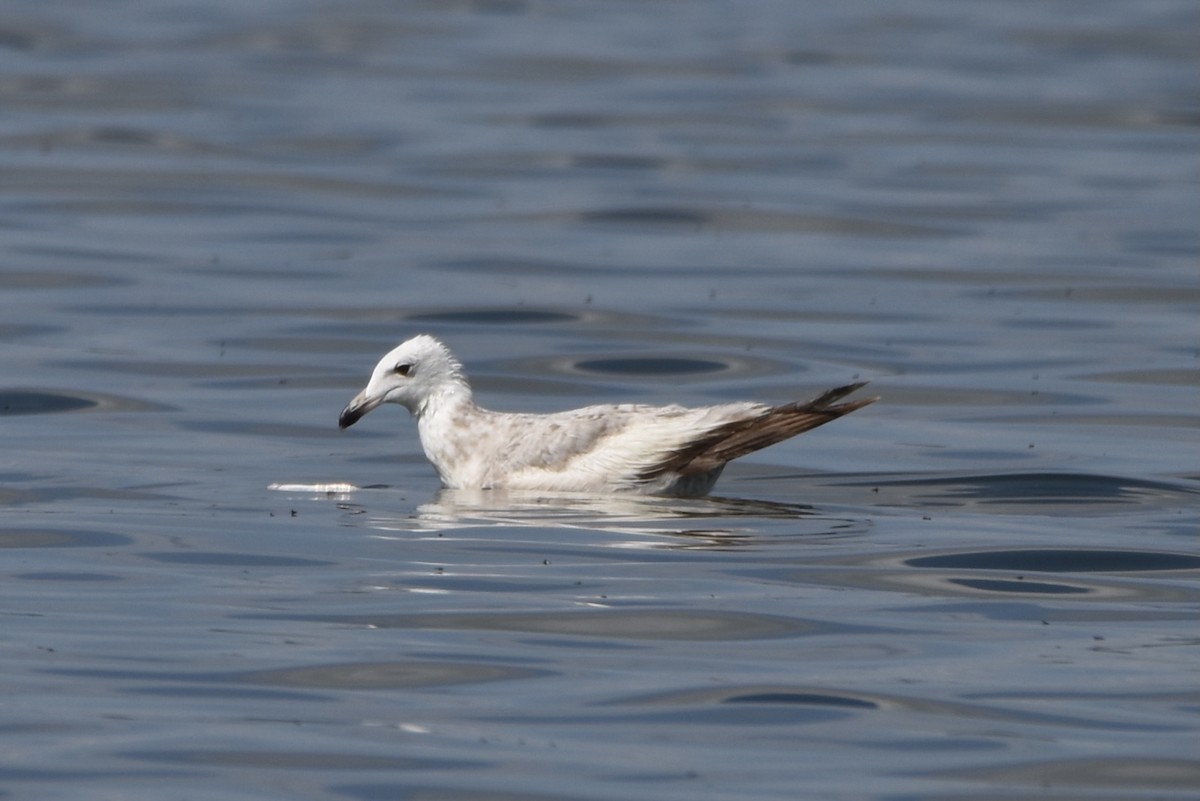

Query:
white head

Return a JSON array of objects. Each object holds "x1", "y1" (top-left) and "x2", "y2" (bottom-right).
[{"x1": 339, "y1": 335, "x2": 470, "y2": 428}]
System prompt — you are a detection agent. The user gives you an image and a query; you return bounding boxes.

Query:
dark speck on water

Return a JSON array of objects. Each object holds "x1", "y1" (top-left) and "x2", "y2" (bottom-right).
[{"x1": 1, "y1": 0, "x2": 1197, "y2": 799}]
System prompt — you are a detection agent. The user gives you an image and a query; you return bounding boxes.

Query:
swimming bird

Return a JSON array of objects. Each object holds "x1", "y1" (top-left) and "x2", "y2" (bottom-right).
[{"x1": 338, "y1": 335, "x2": 876, "y2": 497}]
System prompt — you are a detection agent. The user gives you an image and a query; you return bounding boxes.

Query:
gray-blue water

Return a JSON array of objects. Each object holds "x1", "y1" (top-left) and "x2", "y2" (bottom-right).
[{"x1": 3, "y1": 1, "x2": 1198, "y2": 799}]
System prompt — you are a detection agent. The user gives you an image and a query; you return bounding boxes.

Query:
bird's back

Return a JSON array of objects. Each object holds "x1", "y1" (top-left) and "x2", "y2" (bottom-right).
[{"x1": 421, "y1": 400, "x2": 769, "y2": 494}]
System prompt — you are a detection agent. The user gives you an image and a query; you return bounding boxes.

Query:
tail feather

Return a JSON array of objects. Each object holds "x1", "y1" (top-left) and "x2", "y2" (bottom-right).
[{"x1": 638, "y1": 382, "x2": 876, "y2": 482}]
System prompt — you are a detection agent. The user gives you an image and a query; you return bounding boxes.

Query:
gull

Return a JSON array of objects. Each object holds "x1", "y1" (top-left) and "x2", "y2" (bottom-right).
[{"x1": 338, "y1": 335, "x2": 876, "y2": 497}]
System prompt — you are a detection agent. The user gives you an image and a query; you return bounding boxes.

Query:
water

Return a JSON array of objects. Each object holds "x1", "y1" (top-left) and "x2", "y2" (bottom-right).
[{"x1": 2, "y1": 1, "x2": 1198, "y2": 799}]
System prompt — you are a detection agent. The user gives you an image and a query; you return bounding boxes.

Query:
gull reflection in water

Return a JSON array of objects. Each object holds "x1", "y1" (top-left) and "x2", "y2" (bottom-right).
[
  {"x1": 403, "y1": 488, "x2": 817, "y2": 548},
  {"x1": 268, "y1": 482, "x2": 847, "y2": 549}
]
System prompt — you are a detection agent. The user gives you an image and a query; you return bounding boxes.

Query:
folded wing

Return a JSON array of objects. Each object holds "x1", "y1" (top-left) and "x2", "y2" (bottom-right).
[{"x1": 636, "y1": 382, "x2": 876, "y2": 483}]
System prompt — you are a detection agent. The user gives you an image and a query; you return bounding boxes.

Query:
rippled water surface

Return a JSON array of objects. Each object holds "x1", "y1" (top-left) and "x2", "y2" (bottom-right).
[{"x1": 2, "y1": 1, "x2": 1198, "y2": 799}]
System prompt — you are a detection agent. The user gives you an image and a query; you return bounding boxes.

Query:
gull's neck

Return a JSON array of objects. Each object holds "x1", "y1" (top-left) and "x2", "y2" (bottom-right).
[
  {"x1": 414, "y1": 374, "x2": 475, "y2": 420},
  {"x1": 414, "y1": 376, "x2": 484, "y2": 489}
]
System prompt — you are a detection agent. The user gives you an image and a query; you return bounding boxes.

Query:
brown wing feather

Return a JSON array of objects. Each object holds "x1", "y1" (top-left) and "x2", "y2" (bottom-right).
[{"x1": 637, "y1": 382, "x2": 876, "y2": 481}]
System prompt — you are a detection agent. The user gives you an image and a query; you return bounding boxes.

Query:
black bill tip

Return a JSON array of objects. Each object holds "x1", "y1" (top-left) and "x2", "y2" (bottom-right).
[{"x1": 338, "y1": 404, "x2": 364, "y2": 430}]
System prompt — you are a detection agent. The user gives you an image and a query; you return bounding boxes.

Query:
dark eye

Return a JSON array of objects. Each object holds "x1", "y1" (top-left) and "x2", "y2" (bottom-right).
[{"x1": 394, "y1": 363, "x2": 412, "y2": 376}]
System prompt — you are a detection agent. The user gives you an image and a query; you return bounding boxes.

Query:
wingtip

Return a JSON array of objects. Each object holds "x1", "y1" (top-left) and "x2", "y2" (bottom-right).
[
  {"x1": 806, "y1": 380, "x2": 876, "y2": 409},
  {"x1": 838, "y1": 395, "x2": 879, "y2": 414},
  {"x1": 840, "y1": 380, "x2": 874, "y2": 396}
]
